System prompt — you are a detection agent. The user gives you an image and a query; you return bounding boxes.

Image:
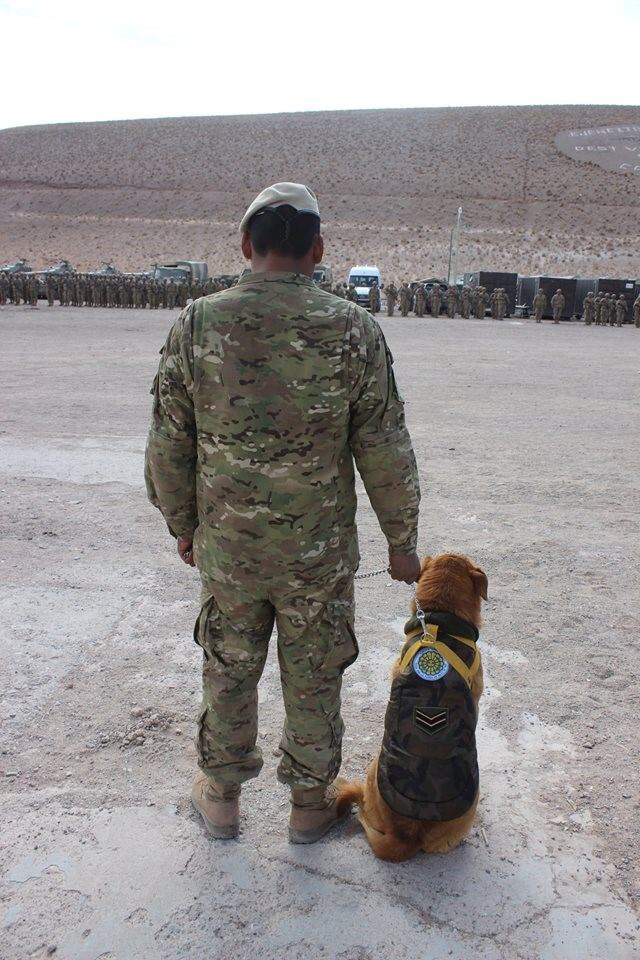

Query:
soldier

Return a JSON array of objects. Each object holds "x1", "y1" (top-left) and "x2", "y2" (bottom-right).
[
  {"x1": 145, "y1": 182, "x2": 420, "y2": 843},
  {"x1": 167, "y1": 278, "x2": 177, "y2": 310},
  {"x1": 446, "y1": 285, "x2": 458, "y2": 318},
  {"x1": 385, "y1": 281, "x2": 398, "y2": 316},
  {"x1": 582, "y1": 291, "x2": 595, "y2": 326},
  {"x1": 430, "y1": 283, "x2": 441, "y2": 318},
  {"x1": 399, "y1": 282, "x2": 411, "y2": 317},
  {"x1": 615, "y1": 295, "x2": 626, "y2": 327},
  {"x1": 608, "y1": 294, "x2": 616, "y2": 327},
  {"x1": 472, "y1": 286, "x2": 486, "y2": 319},
  {"x1": 460, "y1": 285, "x2": 471, "y2": 319},
  {"x1": 594, "y1": 292, "x2": 603, "y2": 326},
  {"x1": 11, "y1": 272, "x2": 24, "y2": 305},
  {"x1": 414, "y1": 283, "x2": 425, "y2": 318},
  {"x1": 345, "y1": 283, "x2": 356, "y2": 303},
  {"x1": 368, "y1": 281, "x2": 379, "y2": 315},
  {"x1": 633, "y1": 293, "x2": 640, "y2": 328},
  {"x1": 0, "y1": 271, "x2": 8, "y2": 305},
  {"x1": 533, "y1": 287, "x2": 547, "y2": 323},
  {"x1": 550, "y1": 288, "x2": 564, "y2": 324}
]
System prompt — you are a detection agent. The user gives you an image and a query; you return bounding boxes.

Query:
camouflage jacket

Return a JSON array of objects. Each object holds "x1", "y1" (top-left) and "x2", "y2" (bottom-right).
[
  {"x1": 145, "y1": 271, "x2": 420, "y2": 583},
  {"x1": 377, "y1": 611, "x2": 480, "y2": 821}
]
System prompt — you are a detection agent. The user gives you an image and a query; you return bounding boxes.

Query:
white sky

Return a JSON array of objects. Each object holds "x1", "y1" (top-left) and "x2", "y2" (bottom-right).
[{"x1": 1, "y1": 0, "x2": 638, "y2": 130}]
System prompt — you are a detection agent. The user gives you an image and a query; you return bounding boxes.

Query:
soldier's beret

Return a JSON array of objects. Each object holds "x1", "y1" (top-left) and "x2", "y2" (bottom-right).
[{"x1": 239, "y1": 182, "x2": 320, "y2": 233}]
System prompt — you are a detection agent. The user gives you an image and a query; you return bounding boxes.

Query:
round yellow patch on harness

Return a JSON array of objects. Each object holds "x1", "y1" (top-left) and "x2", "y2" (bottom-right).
[{"x1": 413, "y1": 647, "x2": 449, "y2": 682}]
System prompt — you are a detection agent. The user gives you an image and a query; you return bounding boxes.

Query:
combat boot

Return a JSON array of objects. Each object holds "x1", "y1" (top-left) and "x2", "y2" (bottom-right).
[
  {"x1": 191, "y1": 772, "x2": 240, "y2": 839},
  {"x1": 288, "y1": 779, "x2": 349, "y2": 844}
]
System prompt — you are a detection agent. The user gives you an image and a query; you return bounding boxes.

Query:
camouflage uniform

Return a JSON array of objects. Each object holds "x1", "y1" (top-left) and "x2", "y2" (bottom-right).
[
  {"x1": 615, "y1": 296, "x2": 626, "y2": 327},
  {"x1": 429, "y1": 285, "x2": 441, "y2": 318},
  {"x1": 446, "y1": 286, "x2": 458, "y2": 318},
  {"x1": 633, "y1": 294, "x2": 640, "y2": 328},
  {"x1": 414, "y1": 284, "x2": 425, "y2": 318},
  {"x1": 399, "y1": 283, "x2": 411, "y2": 318},
  {"x1": 460, "y1": 285, "x2": 471, "y2": 319},
  {"x1": 550, "y1": 289, "x2": 564, "y2": 324},
  {"x1": 533, "y1": 289, "x2": 546, "y2": 323},
  {"x1": 473, "y1": 286, "x2": 486, "y2": 319},
  {"x1": 386, "y1": 282, "x2": 398, "y2": 316},
  {"x1": 594, "y1": 294, "x2": 603, "y2": 326},
  {"x1": 368, "y1": 282, "x2": 379, "y2": 315},
  {"x1": 607, "y1": 294, "x2": 615, "y2": 327},
  {"x1": 583, "y1": 291, "x2": 595, "y2": 325},
  {"x1": 0, "y1": 272, "x2": 8, "y2": 305},
  {"x1": 145, "y1": 272, "x2": 420, "y2": 793}
]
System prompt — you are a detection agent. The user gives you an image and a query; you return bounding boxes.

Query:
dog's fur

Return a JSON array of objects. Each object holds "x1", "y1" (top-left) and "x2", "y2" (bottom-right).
[{"x1": 337, "y1": 554, "x2": 488, "y2": 862}]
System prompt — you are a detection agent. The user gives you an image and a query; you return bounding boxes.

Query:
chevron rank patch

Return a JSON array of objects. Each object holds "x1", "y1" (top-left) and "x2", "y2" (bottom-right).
[{"x1": 414, "y1": 706, "x2": 448, "y2": 735}]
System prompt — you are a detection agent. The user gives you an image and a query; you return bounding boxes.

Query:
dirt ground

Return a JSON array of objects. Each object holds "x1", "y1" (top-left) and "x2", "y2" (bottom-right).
[{"x1": 1, "y1": 304, "x2": 639, "y2": 960}]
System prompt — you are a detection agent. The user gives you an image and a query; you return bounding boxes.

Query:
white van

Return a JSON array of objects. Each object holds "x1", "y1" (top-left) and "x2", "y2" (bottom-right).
[{"x1": 347, "y1": 265, "x2": 383, "y2": 307}]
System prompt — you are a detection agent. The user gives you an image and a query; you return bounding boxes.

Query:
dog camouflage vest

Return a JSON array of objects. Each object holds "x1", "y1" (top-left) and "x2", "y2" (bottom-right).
[{"x1": 377, "y1": 610, "x2": 480, "y2": 822}]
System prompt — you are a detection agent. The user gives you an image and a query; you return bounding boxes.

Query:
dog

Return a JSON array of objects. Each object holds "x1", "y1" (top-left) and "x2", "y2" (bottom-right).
[{"x1": 337, "y1": 553, "x2": 488, "y2": 862}]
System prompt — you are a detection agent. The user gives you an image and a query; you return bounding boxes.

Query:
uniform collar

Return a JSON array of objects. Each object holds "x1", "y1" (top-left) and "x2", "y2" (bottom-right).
[{"x1": 237, "y1": 271, "x2": 315, "y2": 287}]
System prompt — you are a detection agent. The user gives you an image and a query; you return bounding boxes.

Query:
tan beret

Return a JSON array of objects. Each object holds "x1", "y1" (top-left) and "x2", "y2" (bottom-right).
[{"x1": 239, "y1": 182, "x2": 320, "y2": 234}]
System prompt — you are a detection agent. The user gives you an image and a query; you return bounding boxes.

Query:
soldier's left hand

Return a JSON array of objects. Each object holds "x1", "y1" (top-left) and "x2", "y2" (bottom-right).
[
  {"x1": 177, "y1": 536, "x2": 195, "y2": 566},
  {"x1": 388, "y1": 551, "x2": 422, "y2": 584}
]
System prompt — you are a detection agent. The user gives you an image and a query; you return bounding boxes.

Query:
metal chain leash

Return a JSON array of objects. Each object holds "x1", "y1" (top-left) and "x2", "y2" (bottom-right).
[{"x1": 353, "y1": 565, "x2": 389, "y2": 580}]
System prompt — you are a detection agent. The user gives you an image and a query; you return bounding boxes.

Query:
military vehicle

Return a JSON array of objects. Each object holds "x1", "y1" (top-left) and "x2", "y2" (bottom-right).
[
  {"x1": 347, "y1": 265, "x2": 383, "y2": 307},
  {"x1": 0, "y1": 258, "x2": 32, "y2": 273},
  {"x1": 517, "y1": 276, "x2": 577, "y2": 320},
  {"x1": 39, "y1": 259, "x2": 75, "y2": 276},
  {"x1": 149, "y1": 260, "x2": 208, "y2": 283},
  {"x1": 312, "y1": 263, "x2": 333, "y2": 286},
  {"x1": 410, "y1": 279, "x2": 449, "y2": 314},
  {"x1": 91, "y1": 262, "x2": 122, "y2": 276}
]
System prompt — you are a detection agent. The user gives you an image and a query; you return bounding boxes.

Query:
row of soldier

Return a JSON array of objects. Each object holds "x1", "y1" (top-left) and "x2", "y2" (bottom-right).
[
  {"x1": 581, "y1": 291, "x2": 639, "y2": 327},
  {"x1": 0, "y1": 272, "x2": 235, "y2": 309},
  {"x1": 382, "y1": 283, "x2": 509, "y2": 320}
]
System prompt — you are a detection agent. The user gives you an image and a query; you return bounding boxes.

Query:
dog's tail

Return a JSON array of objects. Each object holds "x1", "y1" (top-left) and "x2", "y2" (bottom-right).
[{"x1": 335, "y1": 780, "x2": 365, "y2": 816}]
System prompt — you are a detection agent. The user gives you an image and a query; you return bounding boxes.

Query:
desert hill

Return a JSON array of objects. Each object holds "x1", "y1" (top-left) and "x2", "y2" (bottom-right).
[{"x1": 1, "y1": 105, "x2": 639, "y2": 282}]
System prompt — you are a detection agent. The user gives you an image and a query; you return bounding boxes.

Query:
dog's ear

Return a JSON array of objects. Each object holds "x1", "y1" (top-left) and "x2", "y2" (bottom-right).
[{"x1": 469, "y1": 566, "x2": 488, "y2": 601}]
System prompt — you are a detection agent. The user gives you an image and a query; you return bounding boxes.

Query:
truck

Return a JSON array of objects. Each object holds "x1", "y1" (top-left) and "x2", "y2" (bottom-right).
[
  {"x1": 347, "y1": 265, "x2": 383, "y2": 307},
  {"x1": 149, "y1": 260, "x2": 208, "y2": 283},
  {"x1": 312, "y1": 263, "x2": 333, "y2": 287}
]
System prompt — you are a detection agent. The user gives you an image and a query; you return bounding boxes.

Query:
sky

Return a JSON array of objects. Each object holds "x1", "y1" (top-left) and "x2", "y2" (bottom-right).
[{"x1": 0, "y1": 0, "x2": 638, "y2": 130}]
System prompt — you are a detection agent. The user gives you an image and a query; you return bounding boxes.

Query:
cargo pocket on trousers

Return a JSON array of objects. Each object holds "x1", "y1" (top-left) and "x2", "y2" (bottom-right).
[
  {"x1": 193, "y1": 596, "x2": 217, "y2": 662},
  {"x1": 322, "y1": 599, "x2": 359, "y2": 675}
]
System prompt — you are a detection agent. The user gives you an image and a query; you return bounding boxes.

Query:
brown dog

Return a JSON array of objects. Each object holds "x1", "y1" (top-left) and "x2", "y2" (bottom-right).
[{"x1": 337, "y1": 554, "x2": 488, "y2": 862}]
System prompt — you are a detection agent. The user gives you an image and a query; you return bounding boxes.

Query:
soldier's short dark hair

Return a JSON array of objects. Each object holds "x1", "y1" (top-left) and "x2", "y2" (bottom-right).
[{"x1": 249, "y1": 204, "x2": 320, "y2": 258}]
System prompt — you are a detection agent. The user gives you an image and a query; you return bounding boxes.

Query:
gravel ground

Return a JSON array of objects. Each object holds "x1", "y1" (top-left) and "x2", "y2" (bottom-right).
[{"x1": 1, "y1": 304, "x2": 639, "y2": 960}]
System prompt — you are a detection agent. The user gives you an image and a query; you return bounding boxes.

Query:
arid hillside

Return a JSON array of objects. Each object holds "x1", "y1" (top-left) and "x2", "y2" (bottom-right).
[{"x1": 1, "y1": 105, "x2": 639, "y2": 282}]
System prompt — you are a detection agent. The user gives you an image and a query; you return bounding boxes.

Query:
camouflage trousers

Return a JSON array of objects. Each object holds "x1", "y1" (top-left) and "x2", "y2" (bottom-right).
[{"x1": 194, "y1": 573, "x2": 358, "y2": 796}]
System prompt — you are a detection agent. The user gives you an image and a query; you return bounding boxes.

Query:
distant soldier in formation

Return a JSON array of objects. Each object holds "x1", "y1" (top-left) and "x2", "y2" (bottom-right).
[
  {"x1": 533, "y1": 288, "x2": 547, "y2": 323},
  {"x1": 490, "y1": 287, "x2": 508, "y2": 320},
  {"x1": 399, "y1": 282, "x2": 411, "y2": 318},
  {"x1": 445, "y1": 285, "x2": 458, "y2": 318},
  {"x1": 385, "y1": 281, "x2": 397, "y2": 316},
  {"x1": 550, "y1": 288, "x2": 564, "y2": 324},
  {"x1": 429, "y1": 283, "x2": 441, "y2": 317},
  {"x1": 615, "y1": 295, "x2": 626, "y2": 327},
  {"x1": 0, "y1": 272, "x2": 8, "y2": 304},
  {"x1": 460, "y1": 284, "x2": 471, "y2": 319},
  {"x1": 594, "y1": 293, "x2": 603, "y2": 325},
  {"x1": 606, "y1": 293, "x2": 616, "y2": 326},
  {"x1": 582, "y1": 291, "x2": 595, "y2": 325},
  {"x1": 368, "y1": 281, "x2": 379, "y2": 314},
  {"x1": 414, "y1": 283, "x2": 425, "y2": 318},
  {"x1": 473, "y1": 286, "x2": 487, "y2": 318},
  {"x1": 345, "y1": 283, "x2": 356, "y2": 302},
  {"x1": 634, "y1": 293, "x2": 640, "y2": 328}
]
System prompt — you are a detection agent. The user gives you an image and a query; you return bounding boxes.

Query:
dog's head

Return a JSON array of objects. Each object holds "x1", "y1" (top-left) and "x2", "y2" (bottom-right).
[{"x1": 415, "y1": 554, "x2": 488, "y2": 628}]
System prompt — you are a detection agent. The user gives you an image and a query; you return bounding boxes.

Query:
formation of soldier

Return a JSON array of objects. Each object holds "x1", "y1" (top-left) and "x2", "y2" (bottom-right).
[
  {"x1": 0, "y1": 271, "x2": 236, "y2": 309},
  {"x1": 582, "y1": 291, "x2": 632, "y2": 327}
]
